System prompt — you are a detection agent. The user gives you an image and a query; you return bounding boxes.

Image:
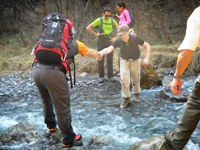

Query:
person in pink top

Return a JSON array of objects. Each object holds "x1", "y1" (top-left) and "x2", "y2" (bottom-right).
[{"x1": 115, "y1": 1, "x2": 131, "y2": 26}]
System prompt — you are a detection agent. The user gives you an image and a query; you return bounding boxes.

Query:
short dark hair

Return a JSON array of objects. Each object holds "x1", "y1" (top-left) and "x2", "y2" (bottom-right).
[
  {"x1": 117, "y1": 1, "x2": 126, "y2": 8},
  {"x1": 103, "y1": 7, "x2": 112, "y2": 13}
]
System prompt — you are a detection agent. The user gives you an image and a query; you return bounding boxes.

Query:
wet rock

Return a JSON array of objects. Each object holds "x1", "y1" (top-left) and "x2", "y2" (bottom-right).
[
  {"x1": 88, "y1": 136, "x2": 110, "y2": 145},
  {"x1": 160, "y1": 75, "x2": 195, "y2": 102},
  {"x1": 129, "y1": 136, "x2": 164, "y2": 150},
  {"x1": 0, "y1": 122, "x2": 41, "y2": 150},
  {"x1": 160, "y1": 88, "x2": 188, "y2": 102},
  {"x1": 141, "y1": 65, "x2": 162, "y2": 89},
  {"x1": 1, "y1": 122, "x2": 40, "y2": 142},
  {"x1": 0, "y1": 71, "x2": 199, "y2": 150},
  {"x1": 0, "y1": 143, "x2": 29, "y2": 150},
  {"x1": 86, "y1": 136, "x2": 111, "y2": 149},
  {"x1": 0, "y1": 122, "x2": 84, "y2": 150},
  {"x1": 129, "y1": 135, "x2": 197, "y2": 150}
]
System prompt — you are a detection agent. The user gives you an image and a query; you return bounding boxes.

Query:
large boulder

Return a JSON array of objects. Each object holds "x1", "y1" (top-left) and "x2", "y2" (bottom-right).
[
  {"x1": 141, "y1": 65, "x2": 162, "y2": 89},
  {"x1": 129, "y1": 136, "x2": 164, "y2": 150}
]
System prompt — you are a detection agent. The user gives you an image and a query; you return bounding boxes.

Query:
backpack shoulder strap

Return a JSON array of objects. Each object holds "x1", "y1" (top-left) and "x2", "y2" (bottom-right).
[
  {"x1": 124, "y1": 13, "x2": 127, "y2": 21},
  {"x1": 66, "y1": 19, "x2": 73, "y2": 37},
  {"x1": 111, "y1": 18, "x2": 114, "y2": 27},
  {"x1": 100, "y1": 17, "x2": 103, "y2": 28}
]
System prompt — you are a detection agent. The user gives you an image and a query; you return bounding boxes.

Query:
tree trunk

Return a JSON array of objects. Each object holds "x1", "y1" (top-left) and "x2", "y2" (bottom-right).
[{"x1": 41, "y1": 0, "x2": 47, "y2": 16}]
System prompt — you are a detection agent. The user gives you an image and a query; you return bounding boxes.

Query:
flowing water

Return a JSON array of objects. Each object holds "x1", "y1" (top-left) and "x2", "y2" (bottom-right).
[{"x1": 0, "y1": 72, "x2": 199, "y2": 149}]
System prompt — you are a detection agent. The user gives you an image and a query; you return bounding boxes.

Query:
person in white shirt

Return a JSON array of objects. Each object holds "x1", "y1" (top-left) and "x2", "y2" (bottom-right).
[{"x1": 160, "y1": 6, "x2": 200, "y2": 150}]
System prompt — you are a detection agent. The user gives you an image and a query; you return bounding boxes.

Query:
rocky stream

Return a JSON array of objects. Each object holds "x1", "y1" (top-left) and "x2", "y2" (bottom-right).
[{"x1": 0, "y1": 71, "x2": 200, "y2": 150}]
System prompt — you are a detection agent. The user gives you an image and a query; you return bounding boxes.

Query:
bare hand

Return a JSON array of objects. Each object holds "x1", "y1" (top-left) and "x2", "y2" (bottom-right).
[
  {"x1": 96, "y1": 32, "x2": 103, "y2": 37},
  {"x1": 96, "y1": 51, "x2": 104, "y2": 61},
  {"x1": 142, "y1": 58, "x2": 149, "y2": 66},
  {"x1": 110, "y1": 38, "x2": 116, "y2": 43},
  {"x1": 171, "y1": 78, "x2": 182, "y2": 95}
]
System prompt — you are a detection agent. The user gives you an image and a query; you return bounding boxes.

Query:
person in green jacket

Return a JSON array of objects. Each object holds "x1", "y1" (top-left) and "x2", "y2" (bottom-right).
[{"x1": 87, "y1": 7, "x2": 118, "y2": 83}]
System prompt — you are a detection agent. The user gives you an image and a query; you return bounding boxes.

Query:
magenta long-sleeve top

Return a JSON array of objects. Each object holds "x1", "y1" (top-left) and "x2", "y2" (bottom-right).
[{"x1": 118, "y1": 9, "x2": 131, "y2": 26}]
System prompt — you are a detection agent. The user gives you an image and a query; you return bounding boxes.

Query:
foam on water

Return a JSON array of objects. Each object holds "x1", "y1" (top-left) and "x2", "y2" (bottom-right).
[{"x1": 0, "y1": 116, "x2": 18, "y2": 131}]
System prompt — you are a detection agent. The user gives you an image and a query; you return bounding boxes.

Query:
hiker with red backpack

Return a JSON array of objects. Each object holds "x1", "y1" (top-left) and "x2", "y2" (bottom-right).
[
  {"x1": 87, "y1": 7, "x2": 118, "y2": 83},
  {"x1": 31, "y1": 13, "x2": 102, "y2": 148}
]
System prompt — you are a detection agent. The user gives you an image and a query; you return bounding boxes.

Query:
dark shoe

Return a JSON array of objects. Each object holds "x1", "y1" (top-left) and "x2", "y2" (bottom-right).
[
  {"x1": 120, "y1": 98, "x2": 131, "y2": 109},
  {"x1": 63, "y1": 134, "x2": 83, "y2": 148},
  {"x1": 163, "y1": 131, "x2": 176, "y2": 150},
  {"x1": 134, "y1": 93, "x2": 140, "y2": 103},
  {"x1": 49, "y1": 128, "x2": 56, "y2": 133},
  {"x1": 45, "y1": 128, "x2": 57, "y2": 138},
  {"x1": 98, "y1": 77, "x2": 104, "y2": 83}
]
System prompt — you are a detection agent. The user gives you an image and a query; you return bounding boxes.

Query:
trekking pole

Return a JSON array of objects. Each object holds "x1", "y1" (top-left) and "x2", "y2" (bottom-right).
[
  {"x1": 68, "y1": 64, "x2": 73, "y2": 88},
  {"x1": 73, "y1": 60, "x2": 76, "y2": 86},
  {"x1": 118, "y1": 53, "x2": 120, "y2": 72}
]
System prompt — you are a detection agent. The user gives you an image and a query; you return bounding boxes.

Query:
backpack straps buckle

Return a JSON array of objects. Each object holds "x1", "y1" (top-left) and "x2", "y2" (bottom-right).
[{"x1": 57, "y1": 44, "x2": 67, "y2": 61}]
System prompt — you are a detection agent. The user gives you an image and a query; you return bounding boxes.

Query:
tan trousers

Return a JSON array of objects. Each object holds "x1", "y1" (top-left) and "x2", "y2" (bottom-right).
[{"x1": 120, "y1": 58, "x2": 141, "y2": 98}]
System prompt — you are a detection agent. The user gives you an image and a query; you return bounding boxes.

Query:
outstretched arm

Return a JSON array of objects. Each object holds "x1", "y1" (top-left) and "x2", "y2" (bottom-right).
[
  {"x1": 171, "y1": 50, "x2": 194, "y2": 95},
  {"x1": 99, "y1": 45, "x2": 115, "y2": 56},
  {"x1": 77, "y1": 40, "x2": 102, "y2": 60},
  {"x1": 86, "y1": 49, "x2": 103, "y2": 60}
]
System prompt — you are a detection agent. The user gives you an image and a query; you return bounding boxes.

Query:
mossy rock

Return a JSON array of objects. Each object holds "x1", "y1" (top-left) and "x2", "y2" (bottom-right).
[{"x1": 141, "y1": 65, "x2": 162, "y2": 89}]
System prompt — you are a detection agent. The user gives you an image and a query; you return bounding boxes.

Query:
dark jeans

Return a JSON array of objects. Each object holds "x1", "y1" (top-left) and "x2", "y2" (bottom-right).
[
  {"x1": 170, "y1": 76, "x2": 200, "y2": 150},
  {"x1": 97, "y1": 36, "x2": 113, "y2": 78},
  {"x1": 32, "y1": 63, "x2": 75, "y2": 144}
]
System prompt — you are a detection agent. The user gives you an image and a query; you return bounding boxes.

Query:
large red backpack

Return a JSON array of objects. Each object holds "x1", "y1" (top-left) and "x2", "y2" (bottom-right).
[
  {"x1": 34, "y1": 13, "x2": 76, "y2": 65},
  {"x1": 33, "y1": 13, "x2": 78, "y2": 88}
]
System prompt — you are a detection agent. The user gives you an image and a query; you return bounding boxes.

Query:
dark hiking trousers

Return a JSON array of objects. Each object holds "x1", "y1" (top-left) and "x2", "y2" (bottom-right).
[
  {"x1": 170, "y1": 75, "x2": 200, "y2": 150},
  {"x1": 97, "y1": 36, "x2": 113, "y2": 78},
  {"x1": 32, "y1": 63, "x2": 76, "y2": 144}
]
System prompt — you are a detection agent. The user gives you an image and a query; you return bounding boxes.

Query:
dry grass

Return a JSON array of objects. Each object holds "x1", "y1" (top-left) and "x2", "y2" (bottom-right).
[
  {"x1": 0, "y1": 42, "x2": 178, "y2": 74},
  {"x1": 0, "y1": 54, "x2": 34, "y2": 73},
  {"x1": 1, "y1": 34, "x2": 199, "y2": 76},
  {"x1": 0, "y1": 34, "x2": 35, "y2": 73}
]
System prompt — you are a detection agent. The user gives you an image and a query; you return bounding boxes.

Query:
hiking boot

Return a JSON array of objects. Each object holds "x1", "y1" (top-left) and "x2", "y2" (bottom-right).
[
  {"x1": 134, "y1": 93, "x2": 140, "y2": 103},
  {"x1": 49, "y1": 128, "x2": 56, "y2": 133},
  {"x1": 162, "y1": 131, "x2": 176, "y2": 150},
  {"x1": 63, "y1": 134, "x2": 83, "y2": 148},
  {"x1": 120, "y1": 98, "x2": 131, "y2": 109},
  {"x1": 45, "y1": 128, "x2": 57, "y2": 138},
  {"x1": 98, "y1": 77, "x2": 104, "y2": 83}
]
